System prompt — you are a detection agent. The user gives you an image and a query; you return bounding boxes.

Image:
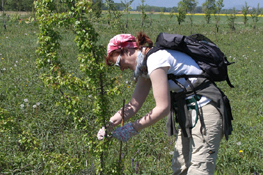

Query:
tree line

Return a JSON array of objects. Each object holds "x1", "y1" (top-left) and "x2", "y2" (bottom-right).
[{"x1": 1, "y1": 0, "x2": 262, "y2": 14}]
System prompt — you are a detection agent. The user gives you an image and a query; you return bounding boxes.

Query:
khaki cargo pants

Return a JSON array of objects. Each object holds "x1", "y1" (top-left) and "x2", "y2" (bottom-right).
[{"x1": 171, "y1": 102, "x2": 223, "y2": 175}]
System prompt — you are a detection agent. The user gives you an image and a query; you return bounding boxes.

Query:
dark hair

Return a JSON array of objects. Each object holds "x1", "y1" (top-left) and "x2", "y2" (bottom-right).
[
  {"x1": 136, "y1": 32, "x2": 153, "y2": 50},
  {"x1": 105, "y1": 32, "x2": 153, "y2": 66}
]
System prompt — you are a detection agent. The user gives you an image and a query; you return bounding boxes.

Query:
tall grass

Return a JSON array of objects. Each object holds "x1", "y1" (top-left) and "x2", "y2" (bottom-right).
[{"x1": 0, "y1": 13, "x2": 263, "y2": 174}]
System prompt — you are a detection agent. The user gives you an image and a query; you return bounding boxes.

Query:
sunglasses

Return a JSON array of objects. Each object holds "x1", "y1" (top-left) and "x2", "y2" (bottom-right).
[{"x1": 114, "y1": 54, "x2": 121, "y2": 67}]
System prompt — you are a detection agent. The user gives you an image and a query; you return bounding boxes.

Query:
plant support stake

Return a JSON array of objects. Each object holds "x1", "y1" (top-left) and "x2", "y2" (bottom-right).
[{"x1": 119, "y1": 99, "x2": 125, "y2": 167}]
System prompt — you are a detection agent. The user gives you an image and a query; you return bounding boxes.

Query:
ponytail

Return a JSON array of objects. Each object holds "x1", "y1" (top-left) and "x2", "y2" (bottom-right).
[{"x1": 136, "y1": 32, "x2": 153, "y2": 50}]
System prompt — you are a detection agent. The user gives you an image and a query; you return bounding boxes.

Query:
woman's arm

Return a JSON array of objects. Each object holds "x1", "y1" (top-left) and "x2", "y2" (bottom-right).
[
  {"x1": 132, "y1": 67, "x2": 170, "y2": 131},
  {"x1": 109, "y1": 76, "x2": 152, "y2": 126}
]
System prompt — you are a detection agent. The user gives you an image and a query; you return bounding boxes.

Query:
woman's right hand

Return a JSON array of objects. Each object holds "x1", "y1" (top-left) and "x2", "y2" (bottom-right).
[{"x1": 109, "y1": 116, "x2": 122, "y2": 127}]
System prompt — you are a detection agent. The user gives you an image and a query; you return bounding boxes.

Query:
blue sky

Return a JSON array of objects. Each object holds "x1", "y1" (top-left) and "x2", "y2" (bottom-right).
[{"x1": 113, "y1": 0, "x2": 262, "y2": 9}]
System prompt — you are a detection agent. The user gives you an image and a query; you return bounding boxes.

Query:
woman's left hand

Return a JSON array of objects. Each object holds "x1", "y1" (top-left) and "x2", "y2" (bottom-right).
[
  {"x1": 97, "y1": 127, "x2": 106, "y2": 140},
  {"x1": 97, "y1": 120, "x2": 115, "y2": 140}
]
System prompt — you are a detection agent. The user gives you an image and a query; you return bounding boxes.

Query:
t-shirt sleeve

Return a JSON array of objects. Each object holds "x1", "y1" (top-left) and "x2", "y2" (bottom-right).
[{"x1": 147, "y1": 52, "x2": 171, "y2": 76}]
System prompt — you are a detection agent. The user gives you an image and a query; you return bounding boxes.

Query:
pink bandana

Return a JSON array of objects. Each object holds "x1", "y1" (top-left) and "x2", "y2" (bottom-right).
[{"x1": 107, "y1": 34, "x2": 137, "y2": 56}]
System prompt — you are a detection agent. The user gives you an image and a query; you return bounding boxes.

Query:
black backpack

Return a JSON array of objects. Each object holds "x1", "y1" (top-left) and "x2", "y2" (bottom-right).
[{"x1": 146, "y1": 32, "x2": 235, "y2": 88}]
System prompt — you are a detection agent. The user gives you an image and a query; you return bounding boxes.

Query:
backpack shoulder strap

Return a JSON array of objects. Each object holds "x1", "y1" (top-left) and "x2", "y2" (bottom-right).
[{"x1": 145, "y1": 46, "x2": 161, "y2": 59}]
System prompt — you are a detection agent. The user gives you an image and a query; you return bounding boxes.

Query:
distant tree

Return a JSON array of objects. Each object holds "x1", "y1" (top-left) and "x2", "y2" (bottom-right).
[
  {"x1": 105, "y1": 0, "x2": 114, "y2": 24},
  {"x1": 169, "y1": 9, "x2": 175, "y2": 20},
  {"x1": 105, "y1": 0, "x2": 122, "y2": 27},
  {"x1": 226, "y1": 7, "x2": 237, "y2": 31},
  {"x1": 176, "y1": 1, "x2": 186, "y2": 25},
  {"x1": 250, "y1": 3, "x2": 260, "y2": 29},
  {"x1": 183, "y1": 0, "x2": 197, "y2": 12},
  {"x1": 184, "y1": 0, "x2": 197, "y2": 33},
  {"x1": 121, "y1": 0, "x2": 134, "y2": 28},
  {"x1": 159, "y1": 8, "x2": 164, "y2": 19},
  {"x1": 242, "y1": 1, "x2": 249, "y2": 25},
  {"x1": 202, "y1": 0, "x2": 215, "y2": 24},
  {"x1": 115, "y1": 3, "x2": 124, "y2": 10},
  {"x1": 91, "y1": 0, "x2": 102, "y2": 18},
  {"x1": 139, "y1": 5, "x2": 177, "y2": 13},
  {"x1": 195, "y1": 6, "x2": 202, "y2": 13},
  {"x1": 149, "y1": 10, "x2": 154, "y2": 26},
  {"x1": 173, "y1": 7, "x2": 178, "y2": 12},
  {"x1": 139, "y1": 0, "x2": 147, "y2": 27},
  {"x1": 2, "y1": 0, "x2": 34, "y2": 11},
  {"x1": 213, "y1": 0, "x2": 224, "y2": 32}
]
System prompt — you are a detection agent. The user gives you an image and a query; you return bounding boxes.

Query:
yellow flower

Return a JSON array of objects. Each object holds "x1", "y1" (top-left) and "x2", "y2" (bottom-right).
[
  {"x1": 239, "y1": 150, "x2": 243, "y2": 153},
  {"x1": 1, "y1": 58, "x2": 3, "y2": 59}
]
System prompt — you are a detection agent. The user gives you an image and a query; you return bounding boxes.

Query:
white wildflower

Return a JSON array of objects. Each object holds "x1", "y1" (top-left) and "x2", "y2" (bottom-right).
[
  {"x1": 6, "y1": 37, "x2": 8, "y2": 39},
  {"x1": 24, "y1": 98, "x2": 28, "y2": 103},
  {"x1": 33, "y1": 105, "x2": 37, "y2": 108},
  {"x1": 14, "y1": 64, "x2": 17, "y2": 67},
  {"x1": 229, "y1": 56, "x2": 231, "y2": 58},
  {"x1": 20, "y1": 104, "x2": 24, "y2": 108},
  {"x1": 47, "y1": 59, "x2": 50, "y2": 63},
  {"x1": 169, "y1": 151, "x2": 174, "y2": 155},
  {"x1": 25, "y1": 33, "x2": 27, "y2": 35},
  {"x1": 236, "y1": 141, "x2": 241, "y2": 145},
  {"x1": 88, "y1": 95, "x2": 92, "y2": 98},
  {"x1": 254, "y1": 50, "x2": 256, "y2": 52},
  {"x1": 36, "y1": 102, "x2": 41, "y2": 106},
  {"x1": 126, "y1": 81, "x2": 129, "y2": 84},
  {"x1": 2, "y1": 68, "x2": 6, "y2": 71},
  {"x1": 16, "y1": 61, "x2": 18, "y2": 63},
  {"x1": 259, "y1": 65, "x2": 261, "y2": 68}
]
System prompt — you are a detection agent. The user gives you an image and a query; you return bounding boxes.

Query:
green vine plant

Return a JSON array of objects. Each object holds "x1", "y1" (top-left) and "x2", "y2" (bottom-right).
[{"x1": 35, "y1": 0, "x2": 123, "y2": 174}]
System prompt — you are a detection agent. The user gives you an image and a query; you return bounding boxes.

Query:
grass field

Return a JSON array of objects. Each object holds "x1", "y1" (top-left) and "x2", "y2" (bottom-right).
[{"x1": 0, "y1": 12, "x2": 263, "y2": 174}]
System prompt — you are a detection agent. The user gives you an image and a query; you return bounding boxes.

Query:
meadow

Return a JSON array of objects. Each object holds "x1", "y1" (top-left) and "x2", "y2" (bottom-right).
[{"x1": 0, "y1": 12, "x2": 263, "y2": 174}]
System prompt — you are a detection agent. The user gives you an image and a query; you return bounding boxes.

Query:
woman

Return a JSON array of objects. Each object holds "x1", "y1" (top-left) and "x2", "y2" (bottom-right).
[{"x1": 97, "y1": 32, "x2": 227, "y2": 174}]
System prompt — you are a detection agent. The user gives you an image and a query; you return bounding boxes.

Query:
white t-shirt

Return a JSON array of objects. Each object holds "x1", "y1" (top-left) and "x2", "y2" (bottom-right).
[{"x1": 147, "y1": 49, "x2": 210, "y2": 107}]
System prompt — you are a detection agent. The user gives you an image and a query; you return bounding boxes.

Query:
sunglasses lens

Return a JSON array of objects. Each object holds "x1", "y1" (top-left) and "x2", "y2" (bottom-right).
[{"x1": 115, "y1": 54, "x2": 121, "y2": 67}]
